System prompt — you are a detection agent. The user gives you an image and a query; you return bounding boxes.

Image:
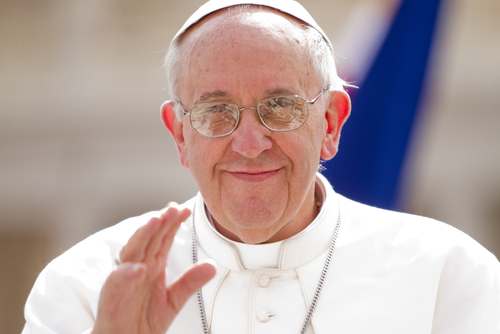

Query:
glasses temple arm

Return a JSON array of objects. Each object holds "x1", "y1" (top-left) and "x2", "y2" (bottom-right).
[{"x1": 307, "y1": 87, "x2": 329, "y2": 104}]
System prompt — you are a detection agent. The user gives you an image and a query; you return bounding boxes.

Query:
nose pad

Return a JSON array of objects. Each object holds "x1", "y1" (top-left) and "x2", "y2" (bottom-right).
[{"x1": 231, "y1": 107, "x2": 272, "y2": 158}]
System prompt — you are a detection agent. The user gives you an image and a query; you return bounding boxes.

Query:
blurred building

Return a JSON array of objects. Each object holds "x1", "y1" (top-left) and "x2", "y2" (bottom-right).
[{"x1": 0, "y1": 0, "x2": 499, "y2": 332}]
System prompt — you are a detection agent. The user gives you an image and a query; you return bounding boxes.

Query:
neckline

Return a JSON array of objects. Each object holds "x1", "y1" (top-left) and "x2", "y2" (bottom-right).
[{"x1": 194, "y1": 173, "x2": 339, "y2": 271}]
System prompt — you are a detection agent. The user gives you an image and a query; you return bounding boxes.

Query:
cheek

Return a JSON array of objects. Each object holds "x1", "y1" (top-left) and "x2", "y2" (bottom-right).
[
  {"x1": 186, "y1": 136, "x2": 205, "y2": 172},
  {"x1": 309, "y1": 113, "x2": 328, "y2": 148},
  {"x1": 304, "y1": 115, "x2": 326, "y2": 146},
  {"x1": 296, "y1": 120, "x2": 326, "y2": 167},
  {"x1": 185, "y1": 134, "x2": 224, "y2": 177},
  {"x1": 185, "y1": 140, "x2": 213, "y2": 192},
  {"x1": 277, "y1": 127, "x2": 321, "y2": 173},
  {"x1": 178, "y1": 124, "x2": 193, "y2": 168}
]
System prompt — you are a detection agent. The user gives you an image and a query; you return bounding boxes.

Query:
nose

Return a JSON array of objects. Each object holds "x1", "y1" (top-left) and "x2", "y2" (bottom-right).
[{"x1": 231, "y1": 108, "x2": 272, "y2": 159}]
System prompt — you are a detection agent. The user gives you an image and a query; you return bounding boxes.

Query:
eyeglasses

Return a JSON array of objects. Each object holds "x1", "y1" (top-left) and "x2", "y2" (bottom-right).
[{"x1": 178, "y1": 87, "x2": 328, "y2": 138}]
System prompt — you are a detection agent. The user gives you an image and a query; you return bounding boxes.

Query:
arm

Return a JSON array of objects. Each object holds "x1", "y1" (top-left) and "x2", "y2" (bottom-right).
[{"x1": 23, "y1": 205, "x2": 216, "y2": 334}]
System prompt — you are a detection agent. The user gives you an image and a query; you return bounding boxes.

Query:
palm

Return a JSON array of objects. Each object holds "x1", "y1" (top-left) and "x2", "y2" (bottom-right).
[{"x1": 92, "y1": 206, "x2": 215, "y2": 334}]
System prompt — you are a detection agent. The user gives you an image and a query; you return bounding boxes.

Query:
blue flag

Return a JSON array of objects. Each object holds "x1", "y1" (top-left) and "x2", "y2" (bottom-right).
[{"x1": 323, "y1": 0, "x2": 445, "y2": 210}]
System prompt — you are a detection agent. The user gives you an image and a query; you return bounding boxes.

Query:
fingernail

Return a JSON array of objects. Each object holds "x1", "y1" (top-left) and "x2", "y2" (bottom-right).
[
  {"x1": 203, "y1": 259, "x2": 217, "y2": 267},
  {"x1": 200, "y1": 259, "x2": 217, "y2": 275}
]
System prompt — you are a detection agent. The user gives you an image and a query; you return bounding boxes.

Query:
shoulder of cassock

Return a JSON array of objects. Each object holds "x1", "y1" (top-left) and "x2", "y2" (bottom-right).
[
  {"x1": 335, "y1": 195, "x2": 500, "y2": 331},
  {"x1": 22, "y1": 194, "x2": 500, "y2": 333}
]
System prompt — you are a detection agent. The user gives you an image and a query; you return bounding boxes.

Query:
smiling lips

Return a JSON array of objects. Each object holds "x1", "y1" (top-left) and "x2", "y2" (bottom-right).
[{"x1": 228, "y1": 168, "x2": 282, "y2": 182}]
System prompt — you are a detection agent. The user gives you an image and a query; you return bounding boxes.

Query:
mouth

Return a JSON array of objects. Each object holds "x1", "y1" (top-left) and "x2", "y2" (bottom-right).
[{"x1": 228, "y1": 168, "x2": 282, "y2": 182}]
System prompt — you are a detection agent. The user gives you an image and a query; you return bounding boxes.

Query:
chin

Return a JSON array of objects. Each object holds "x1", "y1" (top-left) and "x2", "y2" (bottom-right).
[
  {"x1": 236, "y1": 231, "x2": 276, "y2": 245},
  {"x1": 232, "y1": 221, "x2": 284, "y2": 244}
]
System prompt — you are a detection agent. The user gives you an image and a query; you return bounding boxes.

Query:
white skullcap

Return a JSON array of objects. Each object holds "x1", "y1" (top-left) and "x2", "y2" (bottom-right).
[{"x1": 171, "y1": 0, "x2": 332, "y2": 51}]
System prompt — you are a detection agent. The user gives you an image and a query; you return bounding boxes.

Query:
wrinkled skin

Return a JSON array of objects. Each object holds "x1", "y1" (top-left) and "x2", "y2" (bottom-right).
[
  {"x1": 163, "y1": 8, "x2": 350, "y2": 244},
  {"x1": 92, "y1": 205, "x2": 216, "y2": 334},
  {"x1": 93, "y1": 7, "x2": 350, "y2": 334}
]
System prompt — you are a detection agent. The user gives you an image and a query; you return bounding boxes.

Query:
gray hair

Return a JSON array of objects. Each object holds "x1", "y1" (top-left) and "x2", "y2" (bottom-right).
[{"x1": 164, "y1": 9, "x2": 346, "y2": 120}]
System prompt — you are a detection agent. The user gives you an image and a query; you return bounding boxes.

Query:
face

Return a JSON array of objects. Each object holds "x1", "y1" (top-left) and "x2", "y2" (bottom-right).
[{"x1": 164, "y1": 8, "x2": 350, "y2": 244}]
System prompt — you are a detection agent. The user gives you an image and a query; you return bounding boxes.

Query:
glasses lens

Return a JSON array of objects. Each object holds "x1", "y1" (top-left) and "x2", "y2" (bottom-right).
[
  {"x1": 258, "y1": 96, "x2": 308, "y2": 131},
  {"x1": 190, "y1": 102, "x2": 239, "y2": 137}
]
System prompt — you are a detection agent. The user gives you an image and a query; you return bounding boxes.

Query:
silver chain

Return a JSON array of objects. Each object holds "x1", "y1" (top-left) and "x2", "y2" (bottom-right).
[
  {"x1": 191, "y1": 205, "x2": 210, "y2": 334},
  {"x1": 190, "y1": 200, "x2": 342, "y2": 334}
]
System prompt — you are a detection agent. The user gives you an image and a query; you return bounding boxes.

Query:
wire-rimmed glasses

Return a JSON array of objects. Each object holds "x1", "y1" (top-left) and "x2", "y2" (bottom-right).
[{"x1": 178, "y1": 87, "x2": 328, "y2": 138}]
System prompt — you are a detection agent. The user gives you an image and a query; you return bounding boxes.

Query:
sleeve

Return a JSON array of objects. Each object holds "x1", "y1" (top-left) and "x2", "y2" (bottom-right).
[
  {"x1": 431, "y1": 239, "x2": 500, "y2": 333},
  {"x1": 21, "y1": 211, "x2": 162, "y2": 334},
  {"x1": 22, "y1": 240, "x2": 115, "y2": 334}
]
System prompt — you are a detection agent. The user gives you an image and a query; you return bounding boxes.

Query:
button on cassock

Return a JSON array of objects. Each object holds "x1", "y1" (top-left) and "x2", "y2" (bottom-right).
[
  {"x1": 257, "y1": 309, "x2": 271, "y2": 322},
  {"x1": 259, "y1": 274, "x2": 271, "y2": 287}
]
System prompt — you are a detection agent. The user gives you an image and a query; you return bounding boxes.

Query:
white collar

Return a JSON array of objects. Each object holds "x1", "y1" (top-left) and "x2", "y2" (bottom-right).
[{"x1": 194, "y1": 173, "x2": 339, "y2": 271}]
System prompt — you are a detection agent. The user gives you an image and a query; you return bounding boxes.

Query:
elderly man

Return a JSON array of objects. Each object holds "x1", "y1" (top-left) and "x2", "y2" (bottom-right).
[{"x1": 23, "y1": 1, "x2": 500, "y2": 333}]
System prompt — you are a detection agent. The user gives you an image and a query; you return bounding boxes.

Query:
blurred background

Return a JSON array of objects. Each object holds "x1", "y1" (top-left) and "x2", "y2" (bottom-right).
[{"x1": 0, "y1": 0, "x2": 499, "y2": 332}]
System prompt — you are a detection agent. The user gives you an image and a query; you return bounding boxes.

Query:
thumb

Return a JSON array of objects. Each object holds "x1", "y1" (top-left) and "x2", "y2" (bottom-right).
[{"x1": 167, "y1": 261, "x2": 217, "y2": 313}]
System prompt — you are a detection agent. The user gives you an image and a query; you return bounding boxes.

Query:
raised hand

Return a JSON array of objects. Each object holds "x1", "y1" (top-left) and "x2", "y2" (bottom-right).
[{"x1": 92, "y1": 205, "x2": 216, "y2": 334}]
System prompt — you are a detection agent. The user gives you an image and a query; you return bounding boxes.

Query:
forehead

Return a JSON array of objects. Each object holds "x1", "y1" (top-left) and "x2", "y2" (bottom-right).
[
  {"x1": 185, "y1": 6, "x2": 306, "y2": 44},
  {"x1": 177, "y1": 7, "x2": 318, "y2": 102}
]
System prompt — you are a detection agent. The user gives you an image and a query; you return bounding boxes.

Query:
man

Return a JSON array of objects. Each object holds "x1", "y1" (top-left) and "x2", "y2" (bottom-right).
[{"x1": 23, "y1": 1, "x2": 500, "y2": 333}]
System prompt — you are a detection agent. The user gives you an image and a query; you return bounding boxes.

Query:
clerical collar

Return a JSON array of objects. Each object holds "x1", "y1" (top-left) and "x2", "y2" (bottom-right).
[{"x1": 194, "y1": 173, "x2": 338, "y2": 271}]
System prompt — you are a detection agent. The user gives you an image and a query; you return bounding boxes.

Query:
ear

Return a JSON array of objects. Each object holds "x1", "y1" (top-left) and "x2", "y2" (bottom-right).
[
  {"x1": 320, "y1": 90, "x2": 351, "y2": 161},
  {"x1": 161, "y1": 101, "x2": 190, "y2": 168}
]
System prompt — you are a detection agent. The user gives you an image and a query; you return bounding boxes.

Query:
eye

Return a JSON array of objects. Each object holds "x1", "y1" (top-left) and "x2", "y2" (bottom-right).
[
  {"x1": 268, "y1": 97, "x2": 294, "y2": 109},
  {"x1": 205, "y1": 103, "x2": 232, "y2": 113},
  {"x1": 260, "y1": 97, "x2": 296, "y2": 117}
]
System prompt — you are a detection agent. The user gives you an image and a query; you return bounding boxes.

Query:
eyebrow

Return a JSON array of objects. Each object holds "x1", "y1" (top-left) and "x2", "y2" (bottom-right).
[
  {"x1": 194, "y1": 88, "x2": 299, "y2": 104},
  {"x1": 195, "y1": 90, "x2": 230, "y2": 104},
  {"x1": 265, "y1": 88, "x2": 297, "y2": 96}
]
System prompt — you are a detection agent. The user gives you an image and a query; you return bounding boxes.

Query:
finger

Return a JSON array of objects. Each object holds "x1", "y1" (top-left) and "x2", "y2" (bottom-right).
[
  {"x1": 162, "y1": 201, "x2": 178, "y2": 210},
  {"x1": 120, "y1": 216, "x2": 163, "y2": 263},
  {"x1": 167, "y1": 262, "x2": 217, "y2": 314},
  {"x1": 101, "y1": 263, "x2": 147, "y2": 301},
  {"x1": 154, "y1": 208, "x2": 192, "y2": 267},
  {"x1": 143, "y1": 207, "x2": 190, "y2": 269},
  {"x1": 95, "y1": 263, "x2": 147, "y2": 328}
]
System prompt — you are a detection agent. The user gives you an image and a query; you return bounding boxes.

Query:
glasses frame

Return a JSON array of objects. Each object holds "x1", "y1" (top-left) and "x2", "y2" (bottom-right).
[{"x1": 178, "y1": 87, "x2": 328, "y2": 138}]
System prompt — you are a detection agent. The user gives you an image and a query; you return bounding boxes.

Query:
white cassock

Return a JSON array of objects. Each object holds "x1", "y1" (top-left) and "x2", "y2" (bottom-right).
[{"x1": 23, "y1": 173, "x2": 500, "y2": 334}]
